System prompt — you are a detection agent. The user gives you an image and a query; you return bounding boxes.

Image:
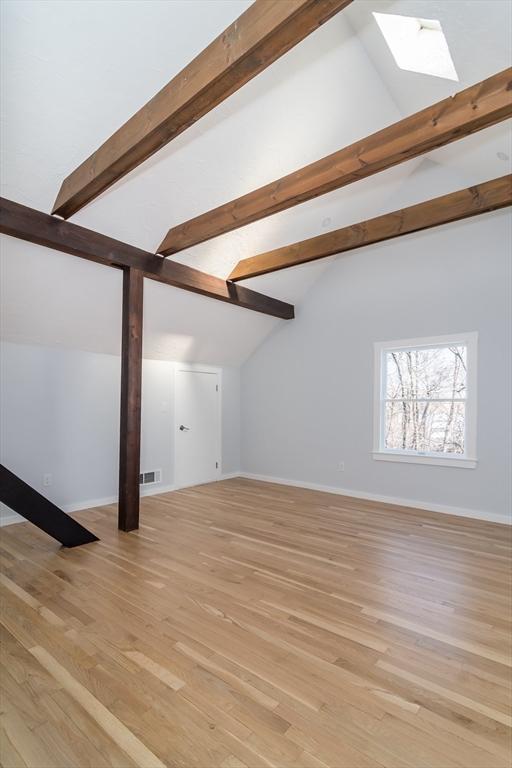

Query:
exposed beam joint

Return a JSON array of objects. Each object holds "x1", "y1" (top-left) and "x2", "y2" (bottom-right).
[
  {"x1": 52, "y1": 0, "x2": 352, "y2": 218},
  {"x1": 159, "y1": 68, "x2": 512, "y2": 256},
  {"x1": 229, "y1": 175, "x2": 512, "y2": 280},
  {"x1": 0, "y1": 198, "x2": 294, "y2": 319}
]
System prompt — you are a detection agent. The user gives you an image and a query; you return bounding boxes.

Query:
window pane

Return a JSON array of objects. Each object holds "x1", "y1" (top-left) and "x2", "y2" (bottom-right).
[
  {"x1": 385, "y1": 400, "x2": 465, "y2": 454},
  {"x1": 385, "y1": 346, "x2": 467, "y2": 399}
]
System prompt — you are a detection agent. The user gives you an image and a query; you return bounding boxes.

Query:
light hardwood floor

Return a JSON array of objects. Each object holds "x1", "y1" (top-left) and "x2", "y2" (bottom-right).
[{"x1": 1, "y1": 478, "x2": 511, "y2": 768}]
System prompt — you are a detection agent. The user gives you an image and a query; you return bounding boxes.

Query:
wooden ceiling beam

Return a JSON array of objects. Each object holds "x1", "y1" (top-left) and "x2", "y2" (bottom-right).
[
  {"x1": 51, "y1": 0, "x2": 352, "y2": 219},
  {"x1": 0, "y1": 198, "x2": 294, "y2": 319},
  {"x1": 159, "y1": 68, "x2": 512, "y2": 256},
  {"x1": 228, "y1": 175, "x2": 512, "y2": 281}
]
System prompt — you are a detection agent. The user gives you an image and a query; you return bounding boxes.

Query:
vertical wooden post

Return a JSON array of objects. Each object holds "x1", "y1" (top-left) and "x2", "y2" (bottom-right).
[{"x1": 118, "y1": 267, "x2": 144, "y2": 531}]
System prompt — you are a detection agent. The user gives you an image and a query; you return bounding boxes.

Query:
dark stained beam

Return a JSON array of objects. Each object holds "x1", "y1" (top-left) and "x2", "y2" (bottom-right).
[
  {"x1": 159, "y1": 68, "x2": 512, "y2": 256},
  {"x1": 52, "y1": 0, "x2": 353, "y2": 219},
  {"x1": 0, "y1": 464, "x2": 99, "y2": 547},
  {"x1": 229, "y1": 175, "x2": 512, "y2": 280},
  {"x1": 0, "y1": 198, "x2": 294, "y2": 319},
  {"x1": 118, "y1": 268, "x2": 143, "y2": 532}
]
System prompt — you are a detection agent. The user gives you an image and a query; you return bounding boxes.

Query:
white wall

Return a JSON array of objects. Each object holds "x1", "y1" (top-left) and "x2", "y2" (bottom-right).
[
  {"x1": 0, "y1": 341, "x2": 240, "y2": 523},
  {"x1": 2, "y1": 210, "x2": 510, "y2": 526},
  {"x1": 241, "y1": 211, "x2": 512, "y2": 523}
]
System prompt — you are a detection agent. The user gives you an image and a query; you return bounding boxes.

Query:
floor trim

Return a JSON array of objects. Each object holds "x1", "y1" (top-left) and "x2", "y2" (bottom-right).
[
  {"x1": 0, "y1": 484, "x2": 176, "y2": 527},
  {"x1": 4, "y1": 470, "x2": 505, "y2": 527},
  {"x1": 238, "y1": 472, "x2": 511, "y2": 525},
  {"x1": 0, "y1": 475, "x2": 240, "y2": 527},
  {"x1": 0, "y1": 510, "x2": 27, "y2": 527}
]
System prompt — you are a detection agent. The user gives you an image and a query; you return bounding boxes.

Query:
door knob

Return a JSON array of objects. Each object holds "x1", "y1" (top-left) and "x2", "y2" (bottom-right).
[{"x1": 179, "y1": 425, "x2": 190, "y2": 431}]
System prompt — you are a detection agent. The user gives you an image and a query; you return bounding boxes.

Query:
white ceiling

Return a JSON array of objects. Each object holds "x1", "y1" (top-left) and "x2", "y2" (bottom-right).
[
  {"x1": 1, "y1": 0, "x2": 511, "y2": 364},
  {"x1": 344, "y1": 0, "x2": 512, "y2": 183}
]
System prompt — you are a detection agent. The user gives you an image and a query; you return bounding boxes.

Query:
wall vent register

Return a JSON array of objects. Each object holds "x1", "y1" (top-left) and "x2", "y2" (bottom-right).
[{"x1": 139, "y1": 470, "x2": 162, "y2": 486}]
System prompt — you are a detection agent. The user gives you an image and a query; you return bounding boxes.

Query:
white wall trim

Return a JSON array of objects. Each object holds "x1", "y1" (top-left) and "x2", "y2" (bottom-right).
[
  {"x1": 220, "y1": 471, "x2": 240, "y2": 481},
  {"x1": 372, "y1": 451, "x2": 477, "y2": 469},
  {"x1": 2, "y1": 474, "x2": 507, "y2": 527},
  {"x1": 0, "y1": 483, "x2": 177, "y2": 527},
  {"x1": 237, "y1": 472, "x2": 511, "y2": 525},
  {"x1": 373, "y1": 331, "x2": 478, "y2": 464},
  {"x1": 0, "y1": 477, "x2": 240, "y2": 527},
  {"x1": 62, "y1": 483, "x2": 177, "y2": 513},
  {"x1": 141, "y1": 483, "x2": 176, "y2": 498},
  {"x1": 0, "y1": 511, "x2": 24, "y2": 527},
  {"x1": 5, "y1": 472, "x2": 506, "y2": 527},
  {"x1": 62, "y1": 495, "x2": 117, "y2": 513},
  {"x1": 162, "y1": 472, "x2": 240, "y2": 492}
]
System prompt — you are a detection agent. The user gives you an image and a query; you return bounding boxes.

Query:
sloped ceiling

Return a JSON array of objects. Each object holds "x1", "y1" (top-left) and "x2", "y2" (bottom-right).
[
  {"x1": 1, "y1": 0, "x2": 510, "y2": 365},
  {"x1": 343, "y1": 0, "x2": 512, "y2": 183}
]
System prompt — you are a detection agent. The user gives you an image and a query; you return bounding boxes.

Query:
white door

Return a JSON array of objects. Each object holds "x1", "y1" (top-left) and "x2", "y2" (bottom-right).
[{"x1": 174, "y1": 368, "x2": 221, "y2": 489}]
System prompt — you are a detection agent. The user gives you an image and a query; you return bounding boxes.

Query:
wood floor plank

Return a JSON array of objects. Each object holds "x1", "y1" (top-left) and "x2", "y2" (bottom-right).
[
  {"x1": 376, "y1": 660, "x2": 512, "y2": 728},
  {"x1": 1, "y1": 478, "x2": 510, "y2": 767},
  {"x1": 29, "y1": 646, "x2": 167, "y2": 768}
]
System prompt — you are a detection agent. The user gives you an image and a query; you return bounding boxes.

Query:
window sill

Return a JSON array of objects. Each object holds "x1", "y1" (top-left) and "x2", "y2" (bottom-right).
[{"x1": 372, "y1": 451, "x2": 477, "y2": 469}]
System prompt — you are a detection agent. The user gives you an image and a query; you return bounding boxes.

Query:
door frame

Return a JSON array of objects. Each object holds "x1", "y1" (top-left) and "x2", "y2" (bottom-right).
[{"x1": 173, "y1": 362, "x2": 222, "y2": 490}]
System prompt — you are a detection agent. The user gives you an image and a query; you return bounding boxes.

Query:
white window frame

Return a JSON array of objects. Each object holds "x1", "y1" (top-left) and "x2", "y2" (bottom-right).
[{"x1": 373, "y1": 332, "x2": 478, "y2": 468}]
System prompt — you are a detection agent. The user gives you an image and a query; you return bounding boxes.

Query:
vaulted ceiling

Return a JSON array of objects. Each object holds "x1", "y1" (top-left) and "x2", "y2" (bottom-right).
[{"x1": 1, "y1": 0, "x2": 510, "y2": 365}]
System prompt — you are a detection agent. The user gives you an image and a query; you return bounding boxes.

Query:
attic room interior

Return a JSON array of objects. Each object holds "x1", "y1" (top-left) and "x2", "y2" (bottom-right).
[{"x1": 0, "y1": 0, "x2": 511, "y2": 765}]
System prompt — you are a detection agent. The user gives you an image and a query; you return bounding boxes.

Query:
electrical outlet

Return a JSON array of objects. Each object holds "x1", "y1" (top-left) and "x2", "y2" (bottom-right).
[
  {"x1": 338, "y1": 462, "x2": 345, "y2": 472},
  {"x1": 43, "y1": 473, "x2": 52, "y2": 487}
]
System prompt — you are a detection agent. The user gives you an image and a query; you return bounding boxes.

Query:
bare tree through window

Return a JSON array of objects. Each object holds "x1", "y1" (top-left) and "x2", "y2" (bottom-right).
[{"x1": 384, "y1": 345, "x2": 467, "y2": 454}]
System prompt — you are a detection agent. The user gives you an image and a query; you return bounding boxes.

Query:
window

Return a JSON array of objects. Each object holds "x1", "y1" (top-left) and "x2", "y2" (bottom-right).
[
  {"x1": 373, "y1": 13, "x2": 458, "y2": 82},
  {"x1": 373, "y1": 333, "x2": 477, "y2": 468}
]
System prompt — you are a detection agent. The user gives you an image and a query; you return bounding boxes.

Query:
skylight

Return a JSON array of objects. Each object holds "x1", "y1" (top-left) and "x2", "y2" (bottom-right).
[{"x1": 373, "y1": 12, "x2": 459, "y2": 81}]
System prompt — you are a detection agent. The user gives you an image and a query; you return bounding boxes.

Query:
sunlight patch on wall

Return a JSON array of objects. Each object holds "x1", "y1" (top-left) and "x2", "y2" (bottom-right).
[{"x1": 373, "y1": 13, "x2": 458, "y2": 81}]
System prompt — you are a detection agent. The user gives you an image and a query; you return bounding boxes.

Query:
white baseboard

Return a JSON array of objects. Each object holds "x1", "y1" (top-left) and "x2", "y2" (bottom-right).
[
  {"x1": 0, "y1": 476, "x2": 240, "y2": 528},
  {"x1": 0, "y1": 484, "x2": 177, "y2": 527},
  {"x1": 62, "y1": 484, "x2": 177, "y2": 514},
  {"x1": 172, "y1": 473, "x2": 240, "y2": 492},
  {"x1": 236, "y1": 472, "x2": 511, "y2": 525},
  {"x1": 62, "y1": 495, "x2": 117, "y2": 513},
  {"x1": 7, "y1": 471, "x2": 503, "y2": 527},
  {"x1": 0, "y1": 511, "x2": 24, "y2": 527},
  {"x1": 142, "y1": 483, "x2": 176, "y2": 497},
  {"x1": 220, "y1": 471, "x2": 241, "y2": 481}
]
